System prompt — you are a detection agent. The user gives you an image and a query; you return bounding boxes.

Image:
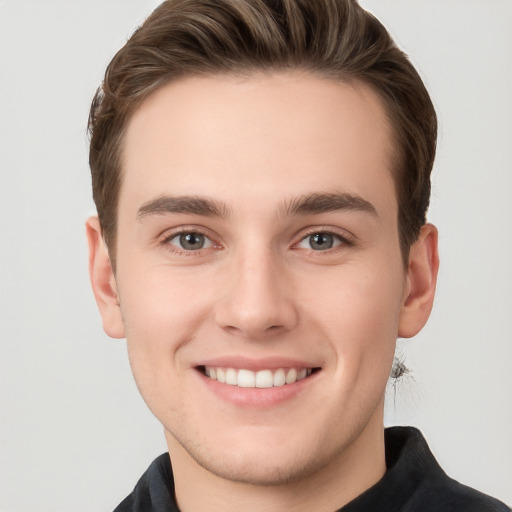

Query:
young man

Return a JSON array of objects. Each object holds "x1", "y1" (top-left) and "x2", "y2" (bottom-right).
[{"x1": 86, "y1": 1, "x2": 510, "y2": 510}]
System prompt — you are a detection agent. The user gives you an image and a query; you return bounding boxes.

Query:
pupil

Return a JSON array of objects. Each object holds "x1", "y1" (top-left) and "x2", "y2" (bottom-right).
[
  {"x1": 310, "y1": 233, "x2": 333, "y2": 250},
  {"x1": 180, "y1": 233, "x2": 204, "y2": 250}
]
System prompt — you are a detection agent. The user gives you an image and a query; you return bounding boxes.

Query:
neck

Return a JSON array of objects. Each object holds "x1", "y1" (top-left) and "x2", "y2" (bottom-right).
[{"x1": 166, "y1": 410, "x2": 387, "y2": 512}]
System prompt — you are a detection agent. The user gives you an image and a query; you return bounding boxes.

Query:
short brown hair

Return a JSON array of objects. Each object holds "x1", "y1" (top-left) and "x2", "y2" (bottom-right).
[{"x1": 88, "y1": 0, "x2": 437, "y2": 265}]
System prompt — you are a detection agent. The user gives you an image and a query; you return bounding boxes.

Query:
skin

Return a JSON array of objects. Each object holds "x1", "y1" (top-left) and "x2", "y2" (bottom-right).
[{"x1": 87, "y1": 72, "x2": 438, "y2": 512}]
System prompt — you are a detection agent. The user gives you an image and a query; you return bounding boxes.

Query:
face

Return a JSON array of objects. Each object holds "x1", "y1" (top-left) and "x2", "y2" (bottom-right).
[{"x1": 92, "y1": 72, "x2": 430, "y2": 485}]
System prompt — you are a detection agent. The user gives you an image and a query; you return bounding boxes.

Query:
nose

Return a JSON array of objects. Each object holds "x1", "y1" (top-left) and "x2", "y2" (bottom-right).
[{"x1": 214, "y1": 248, "x2": 299, "y2": 340}]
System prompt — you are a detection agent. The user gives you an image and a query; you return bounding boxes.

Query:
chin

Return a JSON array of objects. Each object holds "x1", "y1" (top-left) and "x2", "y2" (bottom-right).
[
  {"x1": 170, "y1": 422, "x2": 343, "y2": 486},
  {"x1": 190, "y1": 444, "x2": 323, "y2": 486}
]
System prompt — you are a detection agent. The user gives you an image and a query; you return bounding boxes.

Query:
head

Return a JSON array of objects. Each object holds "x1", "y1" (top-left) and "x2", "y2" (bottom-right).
[
  {"x1": 89, "y1": 0, "x2": 437, "y2": 268},
  {"x1": 86, "y1": 0, "x2": 439, "y2": 500}
]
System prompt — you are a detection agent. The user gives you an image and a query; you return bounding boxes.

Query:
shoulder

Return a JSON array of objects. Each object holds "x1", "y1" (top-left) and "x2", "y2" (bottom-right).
[
  {"x1": 386, "y1": 427, "x2": 511, "y2": 512},
  {"x1": 413, "y1": 475, "x2": 511, "y2": 512}
]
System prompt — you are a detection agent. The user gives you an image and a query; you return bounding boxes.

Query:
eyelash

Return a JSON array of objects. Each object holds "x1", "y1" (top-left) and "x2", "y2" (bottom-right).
[
  {"x1": 158, "y1": 226, "x2": 355, "y2": 255},
  {"x1": 293, "y1": 227, "x2": 355, "y2": 253},
  {"x1": 159, "y1": 227, "x2": 221, "y2": 256}
]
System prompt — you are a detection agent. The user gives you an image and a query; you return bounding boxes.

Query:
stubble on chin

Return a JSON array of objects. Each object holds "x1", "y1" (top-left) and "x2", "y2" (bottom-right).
[{"x1": 165, "y1": 425, "x2": 350, "y2": 488}]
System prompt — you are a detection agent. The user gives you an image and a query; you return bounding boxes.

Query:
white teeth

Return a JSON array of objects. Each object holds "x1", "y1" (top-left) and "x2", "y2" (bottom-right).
[
  {"x1": 285, "y1": 368, "x2": 297, "y2": 384},
  {"x1": 273, "y1": 368, "x2": 286, "y2": 387},
  {"x1": 225, "y1": 368, "x2": 237, "y2": 385},
  {"x1": 256, "y1": 370, "x2": 273, "y2": 388},
  {"x1": 237, "y1": 369, "x2": 256, "y2": 388},
  {"x1": 216, "y1": 368, "x2": 226, "y2": 383},
  {"x1": 203, "y1": 366, "x2": 315, "y2": 388}
]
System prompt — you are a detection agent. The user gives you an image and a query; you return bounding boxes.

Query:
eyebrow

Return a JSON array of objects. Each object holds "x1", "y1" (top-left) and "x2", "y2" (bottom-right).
[
  {"x1": 137, "y1": 195, "x2": 230, "y2": 220},
  {"x1": 281, "y1": 192, "x2": 378, "y2": 218},
  {"x1": 136, "y1": 191, "x2": 378, "y2": 221}
]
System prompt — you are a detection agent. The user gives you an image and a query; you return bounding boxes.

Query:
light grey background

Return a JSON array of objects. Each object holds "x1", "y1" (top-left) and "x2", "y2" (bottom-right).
[{"x1": 0, "y1": 1, "x2": 510, "y2": 510}]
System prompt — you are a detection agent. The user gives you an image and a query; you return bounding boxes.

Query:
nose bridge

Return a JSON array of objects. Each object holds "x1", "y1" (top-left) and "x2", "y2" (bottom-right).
[
  {"x1": 239, "y1": 246, "x2": 279, "y2": 305},
  {"x1": 215, "y1": 241, "x2": 298, "y2": 338}
]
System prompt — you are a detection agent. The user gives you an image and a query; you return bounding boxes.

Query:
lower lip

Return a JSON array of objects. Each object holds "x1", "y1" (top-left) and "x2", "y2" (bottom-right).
[{"x1": 197, "y1": 370, "x2": 320, "y2": 408}]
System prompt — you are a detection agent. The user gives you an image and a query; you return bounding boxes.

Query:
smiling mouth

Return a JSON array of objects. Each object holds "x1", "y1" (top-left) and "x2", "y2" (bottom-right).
[{"x1": 199, "y1": 366, "x2": 321, "y2": 388}]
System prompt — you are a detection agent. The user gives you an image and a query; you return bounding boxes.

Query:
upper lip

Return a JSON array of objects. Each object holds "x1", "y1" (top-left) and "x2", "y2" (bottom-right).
[{"x1": 192, "y1": 356, "x2": 322, "y2": 371}]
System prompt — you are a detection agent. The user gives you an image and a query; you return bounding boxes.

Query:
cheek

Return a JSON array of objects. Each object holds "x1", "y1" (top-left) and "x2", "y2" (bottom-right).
[
  {"x1": 118, "y1": 267, "x2": 209, "y2": 384},
  {"x1": 305, "y1": 261, "x2": 404, "y2": 377},
  {"x1": 120, "y1": 262, "x2": 208, "y2": 334},
  {"x1": 118, "y1": 267, "x2": 217, "y2": 424}
]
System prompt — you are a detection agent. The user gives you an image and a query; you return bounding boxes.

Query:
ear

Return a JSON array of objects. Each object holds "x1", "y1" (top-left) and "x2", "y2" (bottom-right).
[
  {"x1": 86, "y1": 216, "x2": 125, "y2": 338},
  {"x1": 398, "y1": 223, "x2": 439, "y2": 338}
]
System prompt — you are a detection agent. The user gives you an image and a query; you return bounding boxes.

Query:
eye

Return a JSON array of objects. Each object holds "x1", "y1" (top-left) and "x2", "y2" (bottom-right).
[
  {"x1": 296, "y1": 232, "x2": 345, "y2": 251},
  {"x1": 167, "y1": 232, "x2": 213, "y2": 251}
]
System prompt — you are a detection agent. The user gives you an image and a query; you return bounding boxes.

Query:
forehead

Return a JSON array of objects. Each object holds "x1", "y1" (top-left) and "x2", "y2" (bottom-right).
[{"x1": 120, "y1": 72, "x2": 397, "y2": 218}]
